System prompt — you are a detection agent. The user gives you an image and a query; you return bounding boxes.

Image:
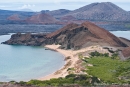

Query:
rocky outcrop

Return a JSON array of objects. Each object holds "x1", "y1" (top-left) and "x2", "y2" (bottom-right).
[
  {"x1": 3, "y1": 33, "x2": 46, "y2": 46},
  {"x1": 3, "y1": 21, "x2": 128, "y2": 49},
  {"x1": 122, "y1": 47, "x2": 130, "y2": 59},
  {"x1": 46, "y1": 21, "x2": 128, "y2": 49},
  {"x1": 119, "y1": 37, "x2": 130, "y2": 47}
]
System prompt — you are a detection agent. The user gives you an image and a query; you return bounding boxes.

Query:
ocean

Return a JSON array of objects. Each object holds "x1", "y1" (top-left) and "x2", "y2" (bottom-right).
[
  {"x1": 111, "y1": 31, "x2": 130, "y2": 40},
  {"x1": 0, "y1": 34, "x2": 65, "y2": 82}
]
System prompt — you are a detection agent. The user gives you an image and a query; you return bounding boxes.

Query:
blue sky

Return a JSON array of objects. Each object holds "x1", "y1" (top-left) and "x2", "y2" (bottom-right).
[{"x1": 0, "y1": 0, "x2": 130, "y2": 11}]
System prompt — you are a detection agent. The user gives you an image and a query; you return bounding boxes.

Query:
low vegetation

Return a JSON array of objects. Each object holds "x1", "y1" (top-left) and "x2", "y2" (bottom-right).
[
  {"x1": 13, "y1": 74, "x2": 100, "y2": 86},
  {"x1": 84, "y1": 51, "x2": 130, "y2": 84}
]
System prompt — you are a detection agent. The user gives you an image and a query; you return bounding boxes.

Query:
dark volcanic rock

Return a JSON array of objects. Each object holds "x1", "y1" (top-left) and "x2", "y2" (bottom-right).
[
  {"x1": 3, "y1": 33, "x2": 46, "y2": 46},
  {"x1": 122, "y1": 47, "x2": 130, "y2": 59},
  {"x1": 3, "y1": 21, "x2": 128, "y2": 49},
  {"x1": 119, "y1": 37, "x2": 130, "y2": 47}
]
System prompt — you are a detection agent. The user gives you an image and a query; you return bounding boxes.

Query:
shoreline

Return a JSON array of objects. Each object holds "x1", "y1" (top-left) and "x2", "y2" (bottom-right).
[
  {"x1": 38, "y1": 45, "x2": 77, "y2": 80},
  {"x1": 38, "y1": 45, "x2": 109, "y2": 81}
]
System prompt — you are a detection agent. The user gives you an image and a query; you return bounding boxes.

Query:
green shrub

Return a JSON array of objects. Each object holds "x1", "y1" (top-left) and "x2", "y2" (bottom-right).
[
  {"x1": 86, "y1": 56, "x2": 130, "y2": 84},
  {"x1": 90, "y1": 51, "x2": 109, "y2": 57},
  {"x1": 19, "y1": 81, "x2": 26, "y2": 85}
]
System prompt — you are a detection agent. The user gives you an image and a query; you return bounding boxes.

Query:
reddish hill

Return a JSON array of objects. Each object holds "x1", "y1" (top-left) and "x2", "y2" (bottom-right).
[
  {"x1": 46, "y1": 21, "x2": 127, "y2": 49},
  {"x1": 26, "y1": 13, "x2": 58, "y2": 24},
  {"x1": 7, "y1": 14, "x2": 21, "y2": 21},
  {"x1": 81, "y1": 22, "x2": 127, "y2": 47},
  {"x1": 122, "y1": 47, "x2": 130, "y2": 59},
  {"x1": 46, "y1": 23, "x2": 79, "y2": 38},
  {"x1": 4, "y1": 21, "x2": 128, "y2": 50}
]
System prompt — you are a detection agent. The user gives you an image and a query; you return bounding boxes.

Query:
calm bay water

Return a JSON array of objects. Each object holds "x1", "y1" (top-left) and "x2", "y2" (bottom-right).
[
  {"x1": 111, "y1": 31, "x2": 130, "y2": 40},
  {"x1": 0, "y1": 35, "x2": 65, "y2": 82}
]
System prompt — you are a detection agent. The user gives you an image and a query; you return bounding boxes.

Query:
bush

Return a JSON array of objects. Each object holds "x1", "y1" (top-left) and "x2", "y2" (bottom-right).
[
  {"x1": 67, "y1": 68, "x2": 75, "y2": 71},
  {"x1": 104, "y1": 53, "x2": 109, "y2": 57},
  {"x1": 9, "y1": 81, "x2": 16, "y2": 84},
  {"x1": 90, "y1": 51, "x2": 99, "y2": 57},
  {"x1": 19, "y1": 81, "x2": 26, "y2": 85},
  {"x1": 90, "y1": 51, "x2": 109, "y2": 57},
  {"x1": 111, "y1": 53, "x2": 119, "y2": 59}
]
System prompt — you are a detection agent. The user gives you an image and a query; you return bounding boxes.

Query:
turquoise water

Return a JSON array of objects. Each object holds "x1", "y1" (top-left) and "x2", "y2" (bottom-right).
[
  {"x1": 111, "y1": 31, "x2": 130, "y2": 40},
  {"x1": 0, "y1": 35, "x2": 65, "y2": 82}
]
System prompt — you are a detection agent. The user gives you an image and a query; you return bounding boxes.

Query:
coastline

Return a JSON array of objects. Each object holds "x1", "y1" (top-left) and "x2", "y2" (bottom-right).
[
  {"x1": 38, "y1": 45, "x2": 109, "y2": 81},
  {"x1": 38, "y1": 45, "x2": 77, "y2": 80}
]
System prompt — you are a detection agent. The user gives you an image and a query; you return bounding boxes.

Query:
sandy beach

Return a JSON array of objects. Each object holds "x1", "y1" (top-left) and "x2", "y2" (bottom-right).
[
  {"x1": 38, "y1": 45, "x2": 76, "y2": 80},
  {"x1": 38, "y1": 45, "x2": 109, "y2": 80}
]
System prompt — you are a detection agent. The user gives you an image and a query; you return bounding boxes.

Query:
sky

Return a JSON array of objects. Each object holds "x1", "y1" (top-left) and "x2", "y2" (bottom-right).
[{"x1": 0, "y1": 0, "x2": 130, "y2": 12}]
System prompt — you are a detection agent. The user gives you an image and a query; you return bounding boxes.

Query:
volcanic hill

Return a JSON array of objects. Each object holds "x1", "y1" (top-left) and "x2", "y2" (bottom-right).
[
  {"x1": 65, "y1": 2, "x2": 130, "y2": 21},
  {"x1": 1, "y1": 2, "x2": 130, "y2": 25},
  {"x1": 3, "y1": 21, "x2": 128, "y2": 49},
  {"x1": 44, "y1": 9, "x2": 71, "y2": 18},
  {"x1": 25, "y1": 13, "x2": 58, "y2": 24},
  {"x1": 7, "y1": 14, "x2": 21, "y2": 21}
]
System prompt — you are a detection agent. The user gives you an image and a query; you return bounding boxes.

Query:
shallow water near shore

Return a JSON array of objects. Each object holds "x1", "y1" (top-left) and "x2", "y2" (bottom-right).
[{"x1": 0, "y1": 34, "x2": 65, "y2": 82}]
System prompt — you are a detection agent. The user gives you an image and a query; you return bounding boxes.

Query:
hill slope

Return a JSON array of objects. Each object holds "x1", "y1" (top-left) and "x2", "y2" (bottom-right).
[
  {"x1": 4, "y1": 21, "x2": 128, "y2": 49},
  {"x1": 46, "y1": 21, "x2": 127, "y2": 49},
  {"x1": 122, "y1": 47, "x2": 130, "y2": 59},
  {"x1": 66, "y1": 2, "x2": 130, "y2": 21},
  {"x1": 0, "y1": 10, "x2": 35, "y2": 24},
  {"x1": 7, "y1": 14, "x2": 21, "y2": 21},
  {"x1": 1, "y1": 2, "x2": 130, "y2": 24},
  {"x1": 44, "y1": 9, "x2": 71, "y2": 18},
  {"x1": 26, "y1": 13, "x2": 58, "y2": 24}
]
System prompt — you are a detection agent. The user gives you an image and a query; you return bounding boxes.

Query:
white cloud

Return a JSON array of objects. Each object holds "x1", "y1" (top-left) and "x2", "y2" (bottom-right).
[{"x1": 19, "y1": 4, "x2": 35, "y2": 9}]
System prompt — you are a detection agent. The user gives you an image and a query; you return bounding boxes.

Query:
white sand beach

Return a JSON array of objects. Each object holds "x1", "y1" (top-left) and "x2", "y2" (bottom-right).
[{"x1": 38, "y1": 45, "x2": 109, "y2": 80}]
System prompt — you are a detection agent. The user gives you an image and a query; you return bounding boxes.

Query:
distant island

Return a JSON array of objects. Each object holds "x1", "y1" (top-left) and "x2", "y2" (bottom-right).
[{"x1": 0, "y1": 2, "x2": 130, "y2": 35}]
